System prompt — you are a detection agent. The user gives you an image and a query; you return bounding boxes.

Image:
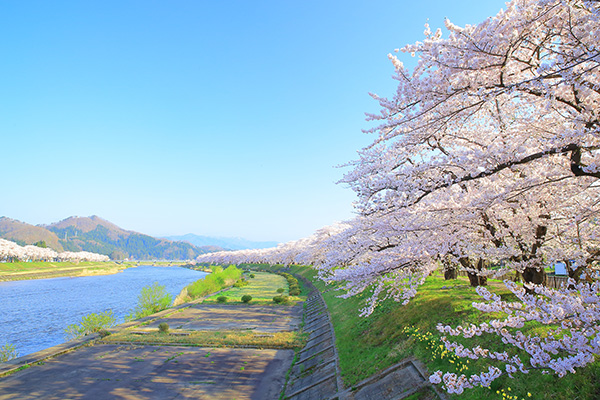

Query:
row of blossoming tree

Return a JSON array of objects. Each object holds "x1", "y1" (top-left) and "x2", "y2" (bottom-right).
[
  {"x1": 198, "y1": 0, "x2": 600, "y2": 394},
  {"x1": 0, "y1": 238, "x2": 110, "y2": 263}
]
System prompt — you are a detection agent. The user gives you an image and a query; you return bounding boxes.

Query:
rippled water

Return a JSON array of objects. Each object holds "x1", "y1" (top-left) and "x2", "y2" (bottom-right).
[{"x1": 0, "y1": 265, "x2": 207, "y2": 357}]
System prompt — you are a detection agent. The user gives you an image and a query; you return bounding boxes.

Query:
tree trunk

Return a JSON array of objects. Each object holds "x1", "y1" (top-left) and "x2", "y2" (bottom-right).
[
  {"x1": 521, "y1": 267, "x2": 547, "y2": 294},
  {"x1": 444, "y1": 267, "x2": 458, "y2": 280},
  {"x1": 460, "y1": 257, "x2": 487, "y2": 287},
  {"x1": 443, "y1": 259, "x2": 458, "y2": 280}
]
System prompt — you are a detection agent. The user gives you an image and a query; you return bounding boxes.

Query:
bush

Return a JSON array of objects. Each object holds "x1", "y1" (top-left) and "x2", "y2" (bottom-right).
[
  {"x1": 0, "y1": 344, "x2": 18, "y2": 363},
  {"x1": 273, "y1": 295, "x2": 290, "y2": 304},
  {"x1": 98, "y1": 329, "x2": 111, "y2": 338},
  {"x1": 65, "y1": 310, "x2": 116, "y2": 339},
  {"x1": 126, "y1": 282, "x2": 173, "y2": 321},
  {"x1": 249, "y1": 274, "x2": 255, "y2": 278},
  {"x1": 233, "y1": 278, "x2": 248, "y2": 288},
  {"x1": 217, "y1": 296, "x2": 228, "y2": 303},
  {"x1": 276, "y1": 272, "x2": 301, "y2": 297},
  {"x1": 241, "y1": 295, "x2": 252, "y2": 303},
  {"x1": 158, "y1": 322, "x2": 169, "y2": 334},
  {"x1": 277, "y1": 288, "x2": 285, "y2": 293},
  {"x1": 186, "y1": 265, "x2": 243, "y2": 299}
]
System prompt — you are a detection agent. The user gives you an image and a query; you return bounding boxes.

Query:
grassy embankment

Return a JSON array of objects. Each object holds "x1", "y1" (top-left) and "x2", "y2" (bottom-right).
[
  {"x1": 0, "y1": 261, "x2": 127, "y2": 281},
  {"x1": 202, "y1": 271, "x2": 304, "y2": 304},
  {"x1": 247, "y1": 264, "x2": 600, "y2": 400},
  {"x1": 103, "y1": 268, "x2": 307, "y2": 350},
  {"x1": 174, "y1": 265, "x2": 243, "y2": 303}
]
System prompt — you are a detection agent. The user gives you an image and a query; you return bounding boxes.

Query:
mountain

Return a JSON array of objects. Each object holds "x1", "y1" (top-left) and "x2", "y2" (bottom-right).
[
  {"x1": 0, "y1": 215, "x2": 216, "y2": 260},
  {"x1": 43, "y1": 216, "x2": 211, "y2": 260},
  {"x1": 163, "y1": 233, "x2": 279, "y2": 251},
  {"x1": 0, "y1": 217, "x2": 64, "y2": 251}
]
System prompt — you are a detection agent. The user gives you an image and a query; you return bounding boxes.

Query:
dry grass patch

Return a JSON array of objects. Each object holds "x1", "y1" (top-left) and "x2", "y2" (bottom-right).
[{"x1": 101, "y1": 328, "x2": 306, "y2": 350}]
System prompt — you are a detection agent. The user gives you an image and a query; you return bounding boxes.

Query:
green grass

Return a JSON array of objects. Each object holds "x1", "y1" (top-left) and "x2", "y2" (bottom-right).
[
  {"x1": 184, "y1": 265, "x2": 242, "y2": 300},
  {"x1": 0, "y1": 261, "x2": 126, "y2": 280},
  {"x1": 101, "y1": 328, "x2": 307, "y2": 350},
  {"x1": 250, "y1": 264, "x2": 600, "y2": 400},
  {"x1": 203, "y1": 271, "x2": 304, "y2": 304},
  {"x1": 0, "y1": 261, "x2": 120, "y2": 273}
]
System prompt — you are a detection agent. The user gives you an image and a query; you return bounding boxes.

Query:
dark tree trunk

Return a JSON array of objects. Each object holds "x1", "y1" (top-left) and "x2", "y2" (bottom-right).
[
  {"x1": 442, "y1": 259, "x2": 458, "y2": 280},
  {"x1": 521, "y1": 267, "x2": 547, "y2": 294},
  {"x1": 566, "y1": 260, "x2": 586, "y2": 284},
  {"x1": 460, "y1": 257, "x2": 487, "y2": 287},
  {"x1": 444, "y1": 267, "x2": 458, "y2": 280}
]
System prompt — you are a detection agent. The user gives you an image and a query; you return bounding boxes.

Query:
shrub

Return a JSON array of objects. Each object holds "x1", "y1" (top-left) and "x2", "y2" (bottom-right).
[
  {"x1": 233, "y1": 278, "x2": 248, "y2": 288},
  {"x1": 126, "y1": 282, "x2": 173, "y2": 321},
  {"x1": 65, "y1": 310, "x2": 116, "y2": 339},
  {"x1": 289, "y1": 288, "x2": 301, "y2": 296},
  {"x1": 217, "y1": 296, "x2": 228, "y2": 303},
  {"x1": 158, "y1": 322, "x2": 169, "y2": 334},
  {"x1": 186, "y1": 265, "x2": 243, "y2": 299},
  {"x1": 0, "y1": 344, "x2": 18, "y2": 363},
  {"x1": 249, "y1": 274, "x2": 255, "y2": 278},
  {"x1": 241, "y1": 295, "x2": 252, "y2": 303},
  {"x1": 98, "y1": 329, "x2": 111, "y2": 338},
  {"x1": 273, "y1": 295, "x2": 290, "y2": 304},
  {"x1": 277, "y1": 288, "x2": 285, "y2": 293}
]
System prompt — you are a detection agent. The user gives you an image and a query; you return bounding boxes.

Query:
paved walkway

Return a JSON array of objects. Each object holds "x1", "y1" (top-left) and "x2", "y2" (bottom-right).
[{"x1": 0, "y1": 345, "x2": 291, "y2": 400}]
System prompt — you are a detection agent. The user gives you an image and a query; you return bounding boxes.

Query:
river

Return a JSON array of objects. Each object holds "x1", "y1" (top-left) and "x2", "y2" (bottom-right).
[{"x1": 0, "y1": 265, "x2": 208, "y2": 358}]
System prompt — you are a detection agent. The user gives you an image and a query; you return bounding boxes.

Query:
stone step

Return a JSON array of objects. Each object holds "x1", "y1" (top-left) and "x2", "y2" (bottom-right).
[{"x1": 285, "y1": 374, "x2": 338, "y2": 400}]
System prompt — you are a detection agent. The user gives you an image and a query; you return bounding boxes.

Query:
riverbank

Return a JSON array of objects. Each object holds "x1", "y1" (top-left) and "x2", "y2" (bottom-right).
[
  {"x1": 0, "y1": 267, "x2": 445, "y2": 399},
  {"x1": 0, "y1": 261, "x2": 130, "y2": 281},
  {"x1": 0, "y1": 270, "x2": 308, "y2": 400}
]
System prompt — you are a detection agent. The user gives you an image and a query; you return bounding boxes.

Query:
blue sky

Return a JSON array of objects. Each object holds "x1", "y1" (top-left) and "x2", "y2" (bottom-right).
[{"x1": 1, "y1": 0, "x2": 507, "y2": 242}]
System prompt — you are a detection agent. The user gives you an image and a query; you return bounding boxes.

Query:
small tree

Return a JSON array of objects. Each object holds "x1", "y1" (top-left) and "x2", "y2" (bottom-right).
[
  {"x1": 0, "y1": 344, "x2": 18, "y2": 362},
  {"x1": 126, "y1": 282, "x2": 172, "y2": 320},
  {"x1": 65, "y1": 310, "x2": 116, "y2": 339}
]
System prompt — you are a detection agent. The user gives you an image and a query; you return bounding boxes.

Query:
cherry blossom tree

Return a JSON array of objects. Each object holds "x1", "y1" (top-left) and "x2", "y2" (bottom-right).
[
  {"x1": 0, "y1": 238, "x2": 110, "y2": 262},
  {"x1": 334, "y1": 0, "x2": 600, "y2": 286},
  {"x1": 199, "y1": 0, "x2": 600, "y2": 391}
]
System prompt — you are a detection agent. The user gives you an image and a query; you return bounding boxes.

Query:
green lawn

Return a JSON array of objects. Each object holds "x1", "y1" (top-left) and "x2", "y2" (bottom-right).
[
  {"x1": 0, "y1": 261, "x2": 123, "y2": 277},
  {"x1": 203, "y1": 271, "x2": 304, "y2": 304},
  {"x1": 250, "y1": 264, "x2": 600, "y2": 400}
]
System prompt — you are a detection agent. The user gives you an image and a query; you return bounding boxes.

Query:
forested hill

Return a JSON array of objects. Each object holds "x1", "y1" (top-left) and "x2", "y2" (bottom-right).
[
  {"x1": 0, "y1": 217, "x2": 64, "y2": 251},
  {"x1": 0, "y1": 216, "x2": 218, "y2": 260}
]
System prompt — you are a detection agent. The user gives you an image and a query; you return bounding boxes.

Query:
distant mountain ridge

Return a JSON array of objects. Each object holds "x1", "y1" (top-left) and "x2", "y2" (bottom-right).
[
  {"x1": 0, "y1": 217, "x2": 64, "y2": 251},
  {"x1": 163, "y1": 233, "x2": 278, "y2": 251},
  {"x1": 0, "y1": 216, "x2": 221, "y2": 260}
]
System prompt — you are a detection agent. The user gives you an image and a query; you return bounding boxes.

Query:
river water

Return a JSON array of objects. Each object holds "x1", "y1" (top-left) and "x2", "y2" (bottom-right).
[{"x1": 0, "y1": 265, "x2": 207, "y2": 358}]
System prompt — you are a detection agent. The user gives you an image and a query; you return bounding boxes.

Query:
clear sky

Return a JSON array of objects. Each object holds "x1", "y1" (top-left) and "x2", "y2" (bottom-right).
[{"x1": 1, "y1": 0, "x2": 507, "y2": 242}]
